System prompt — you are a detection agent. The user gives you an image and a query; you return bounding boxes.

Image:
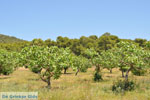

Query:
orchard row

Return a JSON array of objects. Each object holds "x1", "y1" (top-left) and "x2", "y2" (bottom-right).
[{"x1": 0, "y1": 41, "x2": 150, "y2": 90}]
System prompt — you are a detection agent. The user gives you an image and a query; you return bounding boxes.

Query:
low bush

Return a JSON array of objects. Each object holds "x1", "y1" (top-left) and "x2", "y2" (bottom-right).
[
  {"x1": 131, "y1": 68, "x2": 146, "y2": 76},
  {"x1": 112, "y1": 80, "x2": 135, "y2": 93},
  {"x1": 93, "y1": 72, "x2": 103, "y2": 82}
]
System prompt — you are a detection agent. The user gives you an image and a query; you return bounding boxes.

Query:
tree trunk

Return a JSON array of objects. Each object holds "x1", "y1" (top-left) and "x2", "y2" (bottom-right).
[
  {"x1": 122, "y1": 70, "x2": 124, "y2": 78},
  {"x1": 47, "y1": 77, "x2": 51, "y2": 89},
  {"x1": 40, "y1": 69, "x2": 52, "y2": 89},
  {"x1": 64, "y1": 68, "x2": 67, "y2": 74},
  {"x1": 25, "y1": 65, "x2": 28, "y2": 68},
  {"x1": 0, "y1": 65, "x2": 2, "y2": 73},
  {"x1": 125, "y1": 65, "x2": 133, "y2": 81},
  {"x1": 75, "y1": 69, "x2": 79, "y2": 76},
  {"x1": 95, "y1": 65, "x2": 100, "y2": 73},
  {"x1": 125, "y1": 73, "x2": 128, "y2": 81},
  {"x1": 110, "y1": 69, "x2": 112, "y2": 73}
]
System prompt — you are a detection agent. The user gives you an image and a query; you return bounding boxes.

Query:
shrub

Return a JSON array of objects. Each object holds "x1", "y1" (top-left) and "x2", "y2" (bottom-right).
[
  {"x1": 112, "y1": 80, "x2": 135, "y2": 93},
  {"x1": 131, "y1": 68, "x2": 146, "y2": 76},
  {"x1": 93, "y1": 72, "x2": 103, "y2": 81},
  {"x1": 1, "y1": 66, "x2": 14, "y2": 75}
]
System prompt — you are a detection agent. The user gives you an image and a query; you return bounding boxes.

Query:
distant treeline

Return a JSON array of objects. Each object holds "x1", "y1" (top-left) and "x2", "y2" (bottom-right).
[{"x1": 0, "y1": 32, "x2": 149, "y2": 55}]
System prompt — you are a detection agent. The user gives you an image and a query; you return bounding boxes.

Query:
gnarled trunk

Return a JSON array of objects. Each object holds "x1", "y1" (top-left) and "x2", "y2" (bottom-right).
[
  {"x1": 40, "y1": 68, "x2": 52, "y2": 89},
  {"x1": 75, "y1": 69, "x2": 79, "y2": 76},
  {"x1": 125, "y1": 65, "x2": 133, "y2": 81}
]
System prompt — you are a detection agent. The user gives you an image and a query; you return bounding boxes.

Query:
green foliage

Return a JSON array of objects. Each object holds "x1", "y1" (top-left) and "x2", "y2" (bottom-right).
[
  {"x1": 0, "y1": 34, "x2": 25, "y2": 43},
  {"x1": 79, "y1": 36, "x2": 97, "y2": 49},
  {"x1": 44, "y1": 39, "x2": 56, "y2": 47},
  {"x1": 20, "y1": 46, "x2": 72, "y2": 88},
  {"x1": 89, "y1": 35, "x2": 98, "y2": 40},
  {"x1": 72, "y1": 55, "x2": 91, "y2": 75},
  {"x1": 59, "y1": 48, "x2": 72, "y2": 74},
  {"x1": 112, "y1": 80, "x2": 135, "y2": 93},
  {"x1": 97, "y1": 33, "x2": 119, "y2": 51},
  {"x1": 131, "y1": 68, "x2": 147, "y2": 76},
  {"x1": 1, "y1": 33, "x2": 150, "y2": 85},
  {"x1": 82, "y1": 48, "x2": 98, "y2": 59},
  {"x1": 145, "y1": 41, "x2": 150, "y2": 50},
  {"x1": 57, "y1": 36, "x2": 71, "y2": 48},
  {"x1": 30, "y1": 65, "x2": 42, "y2": 73},
  {"x1": 0, "y1": 41, "x2": 30, "y2": 52},
  {"x1": 0, "y1": 49, "x2": 17, "y2": 75},
  {"x1": 113, "y1": 41, "x2": 150, "y2": 80},
  {"x1": 31, "y1": 38, "x2": 44, "y2": 46},
  {"x1": 134, "y1": 38, "x2": 147, "y2": 47},
  {"x1": 100, "y1": 49, "x2": 118, "y2": 73},
  {"x1": 83, "y1": 48, "x2": 103, "y2": 81}
]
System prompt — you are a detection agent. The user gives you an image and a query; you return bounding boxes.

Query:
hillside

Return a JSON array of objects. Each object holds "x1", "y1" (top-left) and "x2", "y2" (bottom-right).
[{"x1": 0, "y1": 34, "x2": 26, "y2": 43}]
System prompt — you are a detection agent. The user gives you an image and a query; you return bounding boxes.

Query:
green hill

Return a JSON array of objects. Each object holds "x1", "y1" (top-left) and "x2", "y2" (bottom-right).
[{"x1": 0, "y1": 34, "x2": 26, "y2": 43}]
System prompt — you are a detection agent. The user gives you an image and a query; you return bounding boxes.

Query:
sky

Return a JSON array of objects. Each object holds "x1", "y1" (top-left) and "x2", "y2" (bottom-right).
[{"x1": 0, "y1": 0, "x2": 150, "y2": 41}]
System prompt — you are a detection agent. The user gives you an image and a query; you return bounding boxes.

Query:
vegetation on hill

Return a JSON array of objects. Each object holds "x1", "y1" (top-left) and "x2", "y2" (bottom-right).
[{"x1": 0, "y1": 34, "x2": 26, "y2": 43}]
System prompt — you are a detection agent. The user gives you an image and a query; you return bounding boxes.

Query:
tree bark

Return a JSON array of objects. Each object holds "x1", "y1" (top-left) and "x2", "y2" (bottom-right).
[
  {"x1": 47, "y1": 77, "x2": 51, "y2": 89},
  {"x1": 64, "y1": 68, "x2": 67, "y2": 74},
  {"x1": 125, "y1": 72, "x2": 129, "y2": 81},
  {"x1": 125, "y1": 65, "x2": 133, "y2": 81},
  {"x1": 110, "y1": 69, "x2": 112, "y2": 73},
  {"x1": 40, "y1": 69, "x2": 52, "y2": 89},
  {"x1": 122, "y1": 70, "x2": 124, "y2": 78},
  {"x1": 75, "y1": 69, "x2": 79, "y2": 76},
  {"x1": 95, "y1": 65, "x2": 100, "y2": 73}
]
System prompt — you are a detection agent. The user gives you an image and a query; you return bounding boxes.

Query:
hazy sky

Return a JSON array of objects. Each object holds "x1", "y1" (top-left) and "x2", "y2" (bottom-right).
[{"x1": 0, "y1": 0, "x2": 150, "y2": 41}]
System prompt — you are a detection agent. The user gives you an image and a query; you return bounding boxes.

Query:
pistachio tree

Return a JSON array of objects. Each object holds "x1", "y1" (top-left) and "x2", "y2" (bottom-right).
[
  {"x1": 114, "y1": 42, "x2": 150, "y2": 81},
  {"x1": 60, "y1": 51, "x2": 72, "y2": 74},
  {"x1": 83, "y1": 48, "x2": 103, "y2": 81},
  {"x1": 101, "y1": 49, "x2": 118, "y2": 73},
  {"x1": 20, "y1": 46, "x2": 72, "y2": 88},
  {"x1": 72, "y1": 55, "x2": 91, "y2": 76}
]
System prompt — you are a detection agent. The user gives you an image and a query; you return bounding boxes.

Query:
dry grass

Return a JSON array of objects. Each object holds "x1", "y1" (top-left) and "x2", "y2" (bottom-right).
[{"x1": 0, "y1": 67, "x2": 150, "y2": 100}]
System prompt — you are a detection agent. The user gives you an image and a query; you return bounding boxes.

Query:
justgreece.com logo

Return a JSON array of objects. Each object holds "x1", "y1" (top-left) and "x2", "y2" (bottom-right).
[{"x1": 0, "y1": 92, "x2": 38, "y2": 100}]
